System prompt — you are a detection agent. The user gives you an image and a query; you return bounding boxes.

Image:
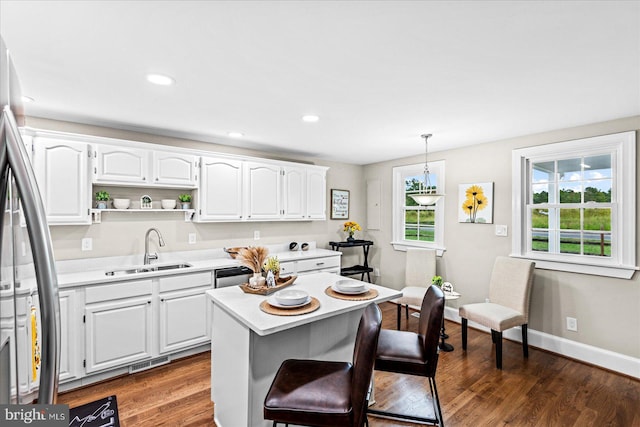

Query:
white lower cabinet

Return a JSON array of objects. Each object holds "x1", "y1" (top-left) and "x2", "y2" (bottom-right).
[
  {"x1": 158, "y1": 272, "x2": 212, "y2": 354},
  {"x1": 82, "y1": 272, "x2": 212, "y2": 376},
  {"x1": 84, "y1": 279, "x2": 153, "y2": 374},
  {"x1": 159, "y1": 287, "x2": 210, "y2": 353},
  {"x1": 34, "y1": 290, "x2": 81, "y2": 383},
  {"x1": 84, "y1": 296, "x2": 153, "y2": 374}
]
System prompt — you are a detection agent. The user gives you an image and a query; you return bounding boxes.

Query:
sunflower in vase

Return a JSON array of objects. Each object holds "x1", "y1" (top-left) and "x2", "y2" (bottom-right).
[{"x1": 343, "y1": 221, "x2": 362, "y2": 242}]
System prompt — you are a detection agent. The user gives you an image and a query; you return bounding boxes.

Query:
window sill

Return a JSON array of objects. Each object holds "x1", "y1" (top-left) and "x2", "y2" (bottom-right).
[
  {"x1": 510, "y1": 254, "x2": 638, "y2": 279},
  {"x1": 391, "y1": 241, "x2": 446, "y2": 257}
]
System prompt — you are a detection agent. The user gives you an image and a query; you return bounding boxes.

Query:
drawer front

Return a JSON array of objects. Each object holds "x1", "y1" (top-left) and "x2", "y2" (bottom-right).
[
  {"x1": 85, "y1": 280, "x2": 153, "y2": 304},
  {"x1": 159, "y1": 272, "x2": 212, "y2": 293},
  {"x1": 296, "y1": 256, "x2": 340, "y2": 273},
  {"x1": 279, "y1": 262, "x2": 295, "y2": 275}
]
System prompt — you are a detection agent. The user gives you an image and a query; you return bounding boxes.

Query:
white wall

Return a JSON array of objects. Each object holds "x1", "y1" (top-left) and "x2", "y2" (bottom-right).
[{"x1": 363, "y1": 116, "x2": 640, "y2": 360}]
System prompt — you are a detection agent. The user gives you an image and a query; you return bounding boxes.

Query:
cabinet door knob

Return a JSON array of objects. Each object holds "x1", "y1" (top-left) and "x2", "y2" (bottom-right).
[
  {"x1": 142, "y1": 177, "x2": 146, "y2": 181},
  {"x1": 155, "y1": 177, "x2": 159, "y2": 181}
]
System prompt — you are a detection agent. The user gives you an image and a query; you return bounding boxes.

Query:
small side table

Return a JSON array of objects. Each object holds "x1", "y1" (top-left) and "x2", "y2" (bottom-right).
[
  {"x1": 439, "y1": 290, "x2": 461, "y2": 352},
  {"x1": 328, "y1": 240, "x2": 374, "y2": 283}
]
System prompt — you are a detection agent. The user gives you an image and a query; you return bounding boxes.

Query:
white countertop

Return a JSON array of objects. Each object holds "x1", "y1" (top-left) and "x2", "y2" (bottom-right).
[
  {"x1": 206, "y1": 272, "x2": 401, "y2": 336},
  {"x1": 21, "y1": 245, "x2": 341, "y2": 290}
]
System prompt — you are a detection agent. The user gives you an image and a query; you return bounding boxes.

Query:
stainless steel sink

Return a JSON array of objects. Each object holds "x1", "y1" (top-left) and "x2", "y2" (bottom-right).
[{"x1": 105, "y1": 263, "x2": 192, "y2": 276}]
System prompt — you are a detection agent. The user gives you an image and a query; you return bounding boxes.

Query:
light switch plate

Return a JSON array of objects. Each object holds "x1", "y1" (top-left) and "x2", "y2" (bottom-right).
[
  {"x1": 495, "y1": 225, "x2": 508, "y2": 237},
  {"x1": 188, "y1": 233, "x2": 196, "y2": 244},
  {"x1": 254, "y1": 230, "x2": 260, "y2": 240}
]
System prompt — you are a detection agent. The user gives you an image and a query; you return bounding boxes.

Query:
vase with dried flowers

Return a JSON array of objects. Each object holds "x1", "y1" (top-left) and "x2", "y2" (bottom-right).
[
  {"x1": 237, "y1": 246, "x2": 269, "y2": 288},
  {"x1": 343, "y1": 221, "x2": 361, "y2": 242}
]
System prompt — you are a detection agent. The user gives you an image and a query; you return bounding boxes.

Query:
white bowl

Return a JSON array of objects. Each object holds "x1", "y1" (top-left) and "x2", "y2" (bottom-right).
[
  {"x1": 275, "y1": 289, "x2": 309, "y2": 306},
  {"x1": 113, "y1": 198, "x2": 130, "y2": 209},
  {"x1": 335, "y1": 279, "x2": 365, "y2": 293},
  {"x1": 161, "y1": 199, "x2": 177, "y2": 209}
]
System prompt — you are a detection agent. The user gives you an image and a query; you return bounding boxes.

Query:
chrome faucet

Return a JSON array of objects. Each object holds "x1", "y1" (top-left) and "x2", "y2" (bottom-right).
[{"x1": 144, "y1": 227, "x2": 165, "y2": 265}]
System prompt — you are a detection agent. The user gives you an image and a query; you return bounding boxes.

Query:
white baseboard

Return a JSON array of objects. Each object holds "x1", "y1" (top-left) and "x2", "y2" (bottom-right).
[{"x1": 443, "y1": 306, "x2": 640, "y2": 379}]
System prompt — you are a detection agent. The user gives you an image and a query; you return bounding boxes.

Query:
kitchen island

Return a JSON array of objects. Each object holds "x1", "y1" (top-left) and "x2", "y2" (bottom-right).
[{"x1": 207, "y1": 272, "x2": 401, "y2": 427}]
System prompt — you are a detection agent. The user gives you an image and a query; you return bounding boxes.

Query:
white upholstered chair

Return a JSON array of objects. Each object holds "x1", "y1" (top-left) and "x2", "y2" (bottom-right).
[
  {"x1": 392, "y1": 248, "x2": 436, "y2": 330},
  {"x1": 458, "y1": 256, "x2": 535, "y2": 369}
]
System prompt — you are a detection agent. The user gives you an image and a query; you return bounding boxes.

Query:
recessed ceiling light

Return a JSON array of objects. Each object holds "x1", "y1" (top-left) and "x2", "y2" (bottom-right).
[
  {"x1": 302, "y1": 115, "x2": 319, "y2": 123},
  {"x1": 22, "y1": 95, "x2": 34, "y2": 103},
  {"x1": 146, "y1": 73, "x2": 175, "y2": 86},
  {"x1": 228, "y1": 132, "x2": 244, "y2": 138}
]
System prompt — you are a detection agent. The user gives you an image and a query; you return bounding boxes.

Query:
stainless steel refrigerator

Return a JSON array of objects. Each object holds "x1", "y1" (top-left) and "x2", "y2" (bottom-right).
[{"x1": 0, "y1": 35, "x2": 60, "y2": 405}]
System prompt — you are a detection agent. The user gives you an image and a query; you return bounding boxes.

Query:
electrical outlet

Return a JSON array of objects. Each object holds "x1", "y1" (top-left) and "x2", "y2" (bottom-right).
[
  {"x1": 373, "y1": 267, "x2": 380, "y2": 276},
  {"x1": 254, "y1": 230, "x2": 260, "y2": 240},
  {"x1": 81, "y1": 238, "x2": 92, "y2": 251},
  {"x1": 188, "y1": 233, "x2": 196, "y2": 244},
  {"x1": 566, "y1": 316, "x2": 578, "y2": 332}
]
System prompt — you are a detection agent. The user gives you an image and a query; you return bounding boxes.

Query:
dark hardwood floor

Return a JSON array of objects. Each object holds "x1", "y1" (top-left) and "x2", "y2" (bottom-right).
[{"x1": 58, "y1": 302, "x2": 640, "y2": 426}]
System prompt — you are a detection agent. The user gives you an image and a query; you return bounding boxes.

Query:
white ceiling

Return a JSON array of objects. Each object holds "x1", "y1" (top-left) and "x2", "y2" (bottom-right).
[{"x1": 1, "y1": 1, "x2": 638, "y2": 165}]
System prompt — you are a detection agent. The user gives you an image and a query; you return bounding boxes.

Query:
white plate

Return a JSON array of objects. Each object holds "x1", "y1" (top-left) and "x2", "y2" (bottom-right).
[
  {"x1": 275, "y1": 289, "x2": 309, "y2": 306},
  {"x1": 267, "y1": 295, "x2": 312, "y2": 309},
  {"x1": 334, "y1": 279, "x2": 366, "y2": 293},
  {"x1": 331, "y1": 284, "x2": 369, "y2": 295}
]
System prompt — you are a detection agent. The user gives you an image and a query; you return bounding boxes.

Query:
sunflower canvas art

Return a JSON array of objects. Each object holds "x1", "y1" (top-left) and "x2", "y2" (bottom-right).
[{"x1": 458, "y1": 182, "x2": 494, "y2": 223}]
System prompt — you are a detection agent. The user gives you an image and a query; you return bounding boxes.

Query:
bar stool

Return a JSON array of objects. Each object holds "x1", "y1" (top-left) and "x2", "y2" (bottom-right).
[
  {"x1": 369, "y1": 285, "x2": 445, "y2": 426},
  {"x1": 263, "y1": 303, "x2": 382, "y2": 427}
]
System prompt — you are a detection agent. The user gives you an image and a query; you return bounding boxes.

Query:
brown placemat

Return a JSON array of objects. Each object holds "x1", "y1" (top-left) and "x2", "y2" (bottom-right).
[
  {"x1": 325, "y1": 286, "x2": 379, "y2": 301},
  {"x1": 260, "y1": 297, "x2": 320, "y2": 316}
]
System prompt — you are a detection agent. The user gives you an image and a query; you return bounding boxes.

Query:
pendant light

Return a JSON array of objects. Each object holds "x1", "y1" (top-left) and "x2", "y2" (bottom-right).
[{"x1": 410, "y1": 133, "x2": 444, "y2": 205}]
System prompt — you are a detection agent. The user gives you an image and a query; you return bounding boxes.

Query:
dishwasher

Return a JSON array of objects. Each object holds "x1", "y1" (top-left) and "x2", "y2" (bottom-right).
[{"x1": 214, "y1": 266, "x2": 253, "y2": 288}]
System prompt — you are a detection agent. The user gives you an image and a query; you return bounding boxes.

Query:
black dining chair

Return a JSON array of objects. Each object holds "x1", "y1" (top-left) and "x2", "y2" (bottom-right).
[
  {"x1": 368, "y1": 285, "x2": 445, "y2": 426},
  {"x1": 264, "y1": 303, "x2": 382, "y2": 427}
]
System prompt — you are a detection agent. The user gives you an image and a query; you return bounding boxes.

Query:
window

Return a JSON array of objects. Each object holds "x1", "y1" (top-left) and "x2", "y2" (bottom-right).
[
  {"x1": 392, "y1": 161, "x2": 445, "y2": 254},
  {"x1": 512, "y1": 131, "x2": 636, "y2": 278}
]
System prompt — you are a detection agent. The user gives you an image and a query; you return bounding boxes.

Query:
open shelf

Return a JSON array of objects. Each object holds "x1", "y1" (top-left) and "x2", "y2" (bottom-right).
[{"x1": 90, "y1": 208, "x2": 195, "y2": 223}]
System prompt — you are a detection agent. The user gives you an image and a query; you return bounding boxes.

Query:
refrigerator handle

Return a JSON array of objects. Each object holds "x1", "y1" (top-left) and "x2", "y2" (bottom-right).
[{"x1": 1, "y1": 106, "x2": 60, "y2": 404}]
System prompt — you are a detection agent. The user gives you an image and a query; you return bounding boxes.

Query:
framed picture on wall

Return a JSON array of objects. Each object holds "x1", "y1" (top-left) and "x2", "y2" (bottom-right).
[
  {"x1": 330, "y1": 189, "x2": 350, "y2": 219},
  {"x1": 458, "y1": 182, "x2": 494, "y2": 223}
]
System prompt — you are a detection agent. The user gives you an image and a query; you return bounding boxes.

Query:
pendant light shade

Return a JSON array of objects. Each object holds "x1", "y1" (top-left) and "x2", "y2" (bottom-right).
[{"x1": 410, "y1": 133, "x2": 444, "y2": 206}]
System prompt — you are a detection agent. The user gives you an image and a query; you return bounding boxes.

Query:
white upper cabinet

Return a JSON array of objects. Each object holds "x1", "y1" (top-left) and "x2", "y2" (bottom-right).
[
  {"x1": 282, "y1": 166, "x2": 306, "y2": 219},
  {"x1": 245, "y1": 161, "x2": 282, "y2": 220},
  {"x1": 22, "y1": 127, "x2": 328, "y2": 222},
  {"x1": 93, "y1": 146, "x2": 196, "y2": 188},
  {"x1": 152, "y1": 151, "x2": 197, "y2": 187},
  {"x1": 198, "y1": 156, "x2": 243, "y2": 221},
  {"x1": 33, "y1": 137, "x2": 91, "y2": 225},
  {"x1": 93, "y1": 145, "x2": 149, "y2": 185},
  {"x1": 197, "y1": 160, "x2": 327, "y2": 222},
  {"x1": 306, "y1": 167, "x2": 327, "y2": 219}
]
